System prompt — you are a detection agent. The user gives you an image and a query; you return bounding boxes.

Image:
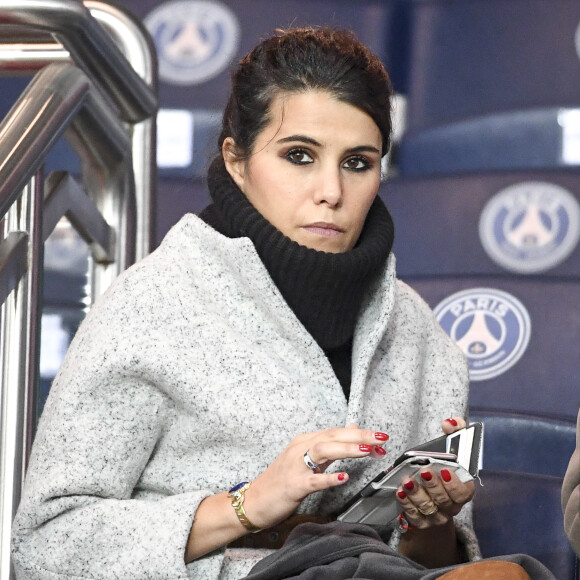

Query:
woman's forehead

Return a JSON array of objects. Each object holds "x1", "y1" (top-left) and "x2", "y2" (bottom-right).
[{"x1": 260, "y1": 90, "x2": 382, "y2": 150}]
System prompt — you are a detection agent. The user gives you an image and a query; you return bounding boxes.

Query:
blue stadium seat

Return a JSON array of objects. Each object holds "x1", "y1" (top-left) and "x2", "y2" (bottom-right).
[
  {"x1": 381, "y1": 170, "x2": 580, "y2": 279},
  {"x1": 469, "y1": 412, "x2": 576, "y2": 477},
  {"x1": 469, "y1": 411, "x2": 578, "y2": 578},
  {"x1": 382, "y1": 170, "x2": 580, "y2": 421},
  {"x1": 381, "y1": 168, "x2": 580, "y2": 576},
  {"x1": 397, "y1": 0, "x2": 580, "y2": 176},
  {"x1": 406, "y1": 276, "x2": 579, "y2": 423},
  {"x1": 471, "y1": 468, "x2": 578, "y2": 579},
  {"x1": 402, "y1": 0, "x2": 580, "y2": 133},
  {"x1": 397, "y1": 109, "x2": 569, "y2": 177},
  {"x1": 135, "y1": 0, "x2": 406, "y2": 110}
]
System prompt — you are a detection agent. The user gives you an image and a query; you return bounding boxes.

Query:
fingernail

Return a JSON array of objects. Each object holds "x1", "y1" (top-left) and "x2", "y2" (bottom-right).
[
  {"x1": 397, "y1": 490, "x2": 406, "y2": 499},
  {"x1": 420, "y1": 471, "x2": 432, "y2": 482},
  {"x1": 441, "y1": 469, "x2": 452, "y2": 482},
  {"x1": 359, "y1": 444, "x2": 372, "y2": 452},
  {"x1": 445, "y1": 418, "x2": 458, "y2": 426},
  {"x1": 374, "y1": 446, "x2": 386, "y2": 456},
  {"x1": 375, "y1": 432, "x2": 389, "y2": 441},
  {"x1": 404, "y1": 480, "x2": 414, "y2": 491},
  {"x1": 338, "y1": 473, "x2": 347, "y2": 481}
]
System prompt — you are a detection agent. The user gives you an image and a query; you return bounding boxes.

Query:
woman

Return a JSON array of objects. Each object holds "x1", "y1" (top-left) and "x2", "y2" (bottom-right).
[{"x1": 12, "y1": 28, "x2": 544, "y2": 579}]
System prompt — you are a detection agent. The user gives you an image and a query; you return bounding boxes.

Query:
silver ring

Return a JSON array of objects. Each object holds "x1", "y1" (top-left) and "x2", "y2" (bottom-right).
[
  {"x1": 418, "y1": 502, "x2": 439, "y2": 517},
  {"x1": 303, "y1": 450, "x2": 320, "y2": 473}
]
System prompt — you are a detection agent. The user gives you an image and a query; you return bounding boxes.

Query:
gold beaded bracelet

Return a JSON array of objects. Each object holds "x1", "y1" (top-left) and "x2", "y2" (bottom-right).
[{"x1": 228, "y1": 482, "x2": 262, "y2": 533}]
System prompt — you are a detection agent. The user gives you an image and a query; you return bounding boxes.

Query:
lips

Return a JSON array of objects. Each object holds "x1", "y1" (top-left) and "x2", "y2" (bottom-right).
[{"x1": 302, "y1": 222, "x2": 344, "y2": 238}]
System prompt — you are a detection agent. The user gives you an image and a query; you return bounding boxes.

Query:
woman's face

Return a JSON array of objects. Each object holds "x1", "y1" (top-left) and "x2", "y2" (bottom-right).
[{"x1": 223, "y1": 90, "x2": 383, "y2": 253}]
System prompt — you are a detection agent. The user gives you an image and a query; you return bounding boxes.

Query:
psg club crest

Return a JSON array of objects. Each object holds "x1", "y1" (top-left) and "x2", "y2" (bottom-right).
[
  {"x1": 144, "y1": 0, "x2": 240, "y2": 85},
  {"x1": 479, "y1": 181, "x2": 580, "y2": 273},
  {"x1": 434, "y1": 288, "x2": 531, "y2": 382}
]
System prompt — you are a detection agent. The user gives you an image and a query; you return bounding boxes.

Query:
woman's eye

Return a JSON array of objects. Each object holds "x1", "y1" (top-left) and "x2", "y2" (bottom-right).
[
  {"x1": 285, "y1": 149, "x2": 314, "y2": 165},
  {"x1": 343, "y1": 156, "x2": 371, "y2": 171}
]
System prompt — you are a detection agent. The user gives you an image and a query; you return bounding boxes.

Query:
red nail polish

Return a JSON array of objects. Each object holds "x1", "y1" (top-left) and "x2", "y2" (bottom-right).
[
  {"x1": 359, "y1": 444, "x2": 372, "y2": 452},
  {"x1": 445, "y1": 418, "x2": 458, "y2": 426},
  {"x1": 397, "y1": 490, "x2": 406, "y2": 499},
  {"x1": 338, "y1": 473, "x2": 346, "y2": 481},
  {"x1": 420, "y1": 471, "x2": 432, "y2": 482},
  {"x1": 404, "y1": 480, "x2": 414, "y2": 491},
  {"x1": 374, "y1": 446, "x2": 386, "y2": 456},
  {"x1": 375, "y1": 432, "x2": 389, "y2": 441},
  {"x1": 441, "y1": 469, "x2": 452, "y2": 482}
]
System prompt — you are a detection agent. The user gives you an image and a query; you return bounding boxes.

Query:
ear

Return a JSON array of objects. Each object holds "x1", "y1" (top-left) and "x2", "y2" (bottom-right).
[{"x1": 222, "y1": 137, "x2": 246, "y2": 191}]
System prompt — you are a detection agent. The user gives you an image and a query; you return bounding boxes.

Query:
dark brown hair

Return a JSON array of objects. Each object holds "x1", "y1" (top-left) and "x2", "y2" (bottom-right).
[{"x1": 218, "y1": 27, "x2": 393, "y2": 160}]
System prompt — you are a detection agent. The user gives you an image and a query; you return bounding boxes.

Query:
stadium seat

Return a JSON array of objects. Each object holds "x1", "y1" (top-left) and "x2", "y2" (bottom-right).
[
  {"x1": 397, "y1": 108, "x2": 570, "y2": 177},
  {"x1": 402, "y1": 0, "x2": 580, "y2": 133},
  {"x1": 469, "y1": 411, "x2": 578, "y2": 578},
  {"x1": 397, "y1": 0, "x2": 580, "y2": 176},
  {"x1": 381, "y1": 170, "x2": 580, "y2": 421},
  {"x1": 381, "y1": 168, "x2": 580, "y2": 576},
  {"x1": 471, "y1": 468, "x2": 578, "y2": 579},
  {"x1": 381, "y1": 170, "x2": 580, "y2": 278}
]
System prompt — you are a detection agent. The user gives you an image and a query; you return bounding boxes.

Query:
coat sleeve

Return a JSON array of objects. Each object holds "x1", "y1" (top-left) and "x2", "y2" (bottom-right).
[
  {"x1": 11, "y1": 266, "x2": 215, "y2": 579},
  {"x1": 562, "y1": 408, "x2": 580, "y2": 557}
]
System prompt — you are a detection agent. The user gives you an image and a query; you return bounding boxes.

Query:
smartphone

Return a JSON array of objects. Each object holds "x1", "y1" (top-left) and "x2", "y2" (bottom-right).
[
  {"x1": 336, "y1": 423, "x2": 483, "y2": 526},
  {"x1": 392, "y1": 450, "x2": 457, "y2": 467}
]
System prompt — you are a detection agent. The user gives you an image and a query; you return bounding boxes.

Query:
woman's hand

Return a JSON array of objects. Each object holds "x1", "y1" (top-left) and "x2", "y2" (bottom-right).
[
  {"x1": 395, "y1": 417, "x2": 475, "y2": 531},
  {"x1": 395, "y1": 417, "x2": 475, "y2": 568},
  {"x1": 244, "y1": 423, "x2": 389, "y2": 530},
  {"x1": 186, "y1": 424, "x2": 388, "y2": 561}
]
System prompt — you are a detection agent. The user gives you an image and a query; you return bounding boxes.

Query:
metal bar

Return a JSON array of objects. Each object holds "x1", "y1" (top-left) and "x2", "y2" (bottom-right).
[
  {"x1": 0, "y1": 62, "x2": 132, "y2": 219},
  {"x1": 0, "y1": 0, "x2": 158, "y2": 259},
  {"x1": 0, "y1": 3, "x2": 158, "y2": 577},
  {"x1": 43, "y1": 171, "x2": 115, "y2": 263},
  {"x1": 0, "y1": 174, "x2": 41, "y2": 580},
  {"x1": 0, "y1": 43, "x2": 69, "y2": 72},
  {"x1": 0, "y1": 232, "x2": 28, "y2": 306},
  {"x1": 0, "y1": 0, "x2": 157, "y2": 122},
  {"x1": 23, "y1": 172, "x2": 43, "y2": 479},
  {"x1": 84, "y1": 0, "x2": 157, "y2": 258}
]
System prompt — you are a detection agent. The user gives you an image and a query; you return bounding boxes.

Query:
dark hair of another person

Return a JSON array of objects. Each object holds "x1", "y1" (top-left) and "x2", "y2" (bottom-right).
[{"x1": 217, "y1": 27, "x2": 394, "y2": 162}]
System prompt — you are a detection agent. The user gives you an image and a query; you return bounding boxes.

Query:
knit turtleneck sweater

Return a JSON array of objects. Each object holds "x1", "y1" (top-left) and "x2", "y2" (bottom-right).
[{"x1": 199, "y1": 159, "x2": 395, "y2": 397}]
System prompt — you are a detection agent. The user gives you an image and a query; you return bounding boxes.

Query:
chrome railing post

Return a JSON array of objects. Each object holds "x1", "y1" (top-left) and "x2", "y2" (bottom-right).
[
  {"x1": 0, "y1": 172, "x2": 43, "y2": 580},
  {"x1": 84, "y1": 0, "x2": 158, "y2": 260},
  {"x1": 0, "y1": 0, "x2": 158, "y2": 259},
  {"x1": 0, "y1": 2, "x2": 158, "y2": 577}
]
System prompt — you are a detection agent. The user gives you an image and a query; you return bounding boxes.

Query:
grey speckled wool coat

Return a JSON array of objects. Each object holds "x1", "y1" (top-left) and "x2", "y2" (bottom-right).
[{"x1": 12, "y1": 215, "x2": 478, "y2": 579}]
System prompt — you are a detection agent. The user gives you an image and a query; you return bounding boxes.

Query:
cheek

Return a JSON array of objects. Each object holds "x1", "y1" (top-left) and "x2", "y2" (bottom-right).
[{"x1": 351, "y1": 181, "x2": 380, "y2": 221}]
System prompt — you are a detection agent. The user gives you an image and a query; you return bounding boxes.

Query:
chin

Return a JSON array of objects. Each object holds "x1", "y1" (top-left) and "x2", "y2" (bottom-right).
[{"x1": 305, "y1": 241, "x2": 350, "y2": 254}]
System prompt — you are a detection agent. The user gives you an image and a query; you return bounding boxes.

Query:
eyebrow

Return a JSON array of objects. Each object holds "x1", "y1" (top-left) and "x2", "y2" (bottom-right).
[{"x1": 276, "y1": 134, "x2": 380, "y2": 155}]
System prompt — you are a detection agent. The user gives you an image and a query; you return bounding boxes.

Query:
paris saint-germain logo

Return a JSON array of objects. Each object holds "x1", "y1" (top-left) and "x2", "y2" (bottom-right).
[
  {"x1": 144, "y1": 0, "x2": 240, "y2": 85},
  {"x1": 434, "y1": 288, "x2": 531, "y2": 382},
  {"x1": 479, "y1": 181, "x2": 580, "y2": 273}
]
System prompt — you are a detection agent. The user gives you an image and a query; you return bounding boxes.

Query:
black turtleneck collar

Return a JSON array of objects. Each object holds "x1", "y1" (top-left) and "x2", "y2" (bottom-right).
[{"x1": 199, "y1": 158, "x2": 395, "y2": 395}]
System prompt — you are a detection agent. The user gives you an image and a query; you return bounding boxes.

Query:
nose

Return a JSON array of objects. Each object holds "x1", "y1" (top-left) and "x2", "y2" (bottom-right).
[{"x1": 312, "y1": 164, "x2": 343, "y2": 207}]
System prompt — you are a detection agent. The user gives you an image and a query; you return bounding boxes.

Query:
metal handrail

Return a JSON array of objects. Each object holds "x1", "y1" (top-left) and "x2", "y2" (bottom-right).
[
  {"x1": 0, "y1": 0, "x2": 158, "y2": 260},
  {"x1": 0, "y1": 0, "x2": 156, "y2": 122},
  {"x1": 0, "y1": 2, "x2": 158, "y2": 577}
]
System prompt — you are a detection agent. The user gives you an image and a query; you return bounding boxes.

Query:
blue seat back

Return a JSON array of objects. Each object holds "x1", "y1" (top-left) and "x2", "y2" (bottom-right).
[{"x1": 404, "y1": 0, "x2": 580, "y2": 133}]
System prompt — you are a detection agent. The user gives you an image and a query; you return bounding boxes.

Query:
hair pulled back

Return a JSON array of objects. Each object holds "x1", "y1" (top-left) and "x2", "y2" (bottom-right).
[{"x1": 218, "y1": 27, "x2": 393, "y2": 161}]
